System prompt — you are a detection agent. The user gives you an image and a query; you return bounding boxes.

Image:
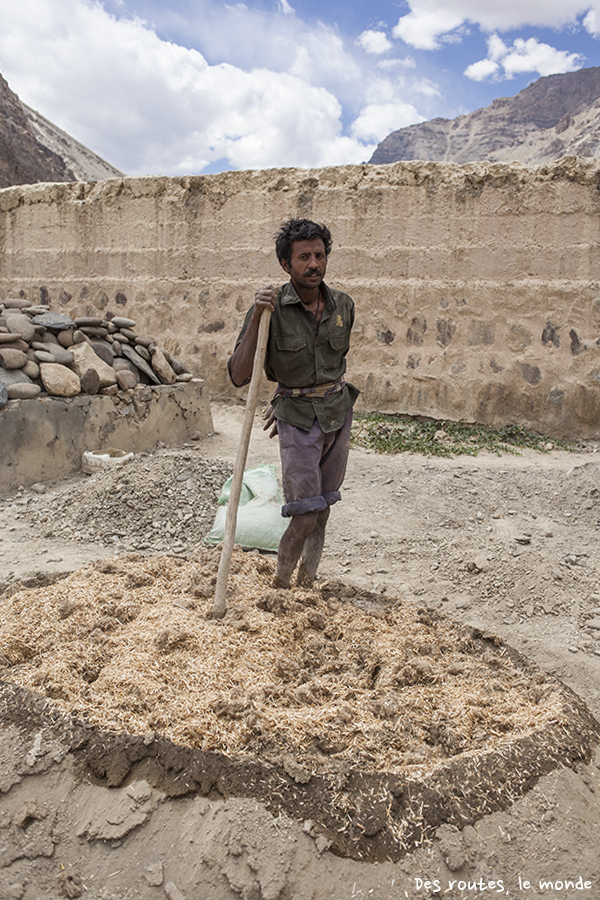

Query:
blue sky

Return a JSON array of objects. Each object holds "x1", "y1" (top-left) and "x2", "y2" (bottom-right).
[{"x1": 1, "y1": 0, "x2": 600, "y2": 176}]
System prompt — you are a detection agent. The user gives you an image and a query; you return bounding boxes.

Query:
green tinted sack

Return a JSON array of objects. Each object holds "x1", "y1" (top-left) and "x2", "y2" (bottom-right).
[{"x1": 205, "y1": 463, "x2": 289, "y2": 552}]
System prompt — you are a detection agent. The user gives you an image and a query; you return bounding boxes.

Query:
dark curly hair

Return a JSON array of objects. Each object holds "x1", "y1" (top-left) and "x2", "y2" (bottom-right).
[{"x1": 274, "y1": 218, "x2": 332, "y2": 266}]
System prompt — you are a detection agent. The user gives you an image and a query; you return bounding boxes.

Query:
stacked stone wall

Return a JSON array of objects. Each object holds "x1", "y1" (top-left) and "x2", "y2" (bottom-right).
[{"x1": 1, "y1": 158, "x2": 600, "y2": 439}]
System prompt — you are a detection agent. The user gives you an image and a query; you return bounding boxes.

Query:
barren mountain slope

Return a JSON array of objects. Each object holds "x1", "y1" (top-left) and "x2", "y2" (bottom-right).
[
  {"x1": 0, "y1": 73, "x2": 123, "y2": 188},
  {"x1": 22, "y1": 104, "x2": 124, "y2": 183},
  {"x1": 0, "y1": 73, "x2": 75, "y2": 188},
  {"x1": 370, "y1": 65, "x2": 600, "y2": 165}
]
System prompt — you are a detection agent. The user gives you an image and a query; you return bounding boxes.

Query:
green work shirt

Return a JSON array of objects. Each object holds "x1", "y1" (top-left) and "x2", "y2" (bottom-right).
[{"x1": 229, "y1": 281, "x2": 359, "y2": 433}]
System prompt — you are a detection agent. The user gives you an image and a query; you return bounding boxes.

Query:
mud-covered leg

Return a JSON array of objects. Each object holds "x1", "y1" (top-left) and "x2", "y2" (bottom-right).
[
  {"x1": 296, "y1": 507, "x2": 330, "y2": 587},
  {"x1": 274, "y1": 512, "x2": 318, "y2": 587}
]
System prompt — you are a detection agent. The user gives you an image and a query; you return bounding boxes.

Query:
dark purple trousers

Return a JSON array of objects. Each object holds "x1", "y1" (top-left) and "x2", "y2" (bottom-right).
[{"x1": 277, "y1": 412, "x2": 353, "y2": 518}]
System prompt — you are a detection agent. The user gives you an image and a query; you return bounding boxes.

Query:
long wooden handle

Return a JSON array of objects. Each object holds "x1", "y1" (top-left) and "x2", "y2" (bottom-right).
[{"x1": 211, "y1": 308, "x2": 272, "y2": 618}]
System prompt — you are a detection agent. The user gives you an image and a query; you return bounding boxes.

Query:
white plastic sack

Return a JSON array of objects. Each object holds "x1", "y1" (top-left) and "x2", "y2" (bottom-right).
[{"x1": 205, "y1": 463, "x2": 289, "y2": 552}]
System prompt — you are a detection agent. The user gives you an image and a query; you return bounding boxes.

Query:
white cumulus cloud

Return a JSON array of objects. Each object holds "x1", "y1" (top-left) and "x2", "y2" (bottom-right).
[
  {"x1": 584, "y1": 9, "x2": 600, "y2": 35},
  {"x1": 350, "y1": 102, "x2": 425, "y2": 142},
  {"x1": 0, "y1": 0, "x2": 425, "y2": 175},
  {"x1": 464, "y1": 33, "x2": 584, "y2": 81},
  {"x1": 502, "y1": 37, "x2": 583, "y2": 76},
  {"x1": 463, "y1": 58, "x2": 500, "y2": 82},
  {"x1": 392, "y1": 0, "x2": 597, "y2": 50},
  {"x1": 392, "y1": 7, "x2": 465, "y2": 50},
  {"x1": 356, "y1": 29, "x2": 393, "y2": 55}
]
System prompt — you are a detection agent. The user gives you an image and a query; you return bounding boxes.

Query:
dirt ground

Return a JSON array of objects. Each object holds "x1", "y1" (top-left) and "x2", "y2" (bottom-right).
[{"x1": 1, "y1": 400, "x2": 600, "y2": 900}]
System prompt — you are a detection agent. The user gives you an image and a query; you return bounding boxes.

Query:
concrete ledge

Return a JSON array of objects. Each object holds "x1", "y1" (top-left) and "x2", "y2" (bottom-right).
[{"x1": 0, "y1": 380, "x2": 213, "y2": 495}]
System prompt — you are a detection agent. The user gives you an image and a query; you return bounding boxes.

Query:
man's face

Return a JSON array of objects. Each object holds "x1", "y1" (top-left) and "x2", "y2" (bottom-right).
[{"x1": 280, "y1": 237, "x2": 327, "y2": 292}]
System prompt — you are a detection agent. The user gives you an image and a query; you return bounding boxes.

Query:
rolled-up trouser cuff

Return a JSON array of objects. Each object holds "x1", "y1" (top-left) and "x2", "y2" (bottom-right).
[{"x1": 281, "y1": 491, "x2": 341, "y2": 518}]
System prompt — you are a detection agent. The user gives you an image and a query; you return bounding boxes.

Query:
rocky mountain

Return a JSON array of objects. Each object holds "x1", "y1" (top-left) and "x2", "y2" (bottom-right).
[
  {"x1": 369, "y1": 66, "x2": 600, "y2": 166},
  {"x1": 0, "y1": 73, "x2": 123, "y2": 188}
]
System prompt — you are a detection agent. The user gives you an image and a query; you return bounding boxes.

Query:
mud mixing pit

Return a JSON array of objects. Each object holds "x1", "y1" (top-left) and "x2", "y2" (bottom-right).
[{"x1": 1, "y1": 550, "x2": 598, "y2": 863}]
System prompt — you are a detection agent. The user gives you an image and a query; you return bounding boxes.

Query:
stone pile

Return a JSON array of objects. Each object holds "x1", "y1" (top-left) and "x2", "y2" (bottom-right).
[{"x1": 0, "y1": 297, "x2": 192, "y2": 406}]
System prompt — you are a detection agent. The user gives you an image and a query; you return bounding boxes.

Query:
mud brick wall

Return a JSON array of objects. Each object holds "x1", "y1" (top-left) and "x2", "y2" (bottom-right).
[{"x1": 1, "y1": 158, "x2": 600, "y2": 440}]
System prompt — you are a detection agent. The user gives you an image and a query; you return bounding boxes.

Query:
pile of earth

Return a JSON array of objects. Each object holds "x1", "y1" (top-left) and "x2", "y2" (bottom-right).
[
  {"x1": 0, "y1": 549, "x2": 598, "y2": 862},
  {"x1": 10, "y1": 450, "x2": 233, "y2": 555},
  {"x1": 0, "y1": 297, "x2": 193, "y2": 404}
]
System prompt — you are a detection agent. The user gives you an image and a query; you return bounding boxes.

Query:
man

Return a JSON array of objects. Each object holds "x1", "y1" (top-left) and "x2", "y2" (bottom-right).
[{"x1": 228, "y1": 217, "x2": 358, "y2": 588}]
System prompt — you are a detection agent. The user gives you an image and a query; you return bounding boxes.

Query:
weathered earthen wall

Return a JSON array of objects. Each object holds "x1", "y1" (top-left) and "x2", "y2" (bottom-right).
[
  {"x1": 1, "y1": 158, "x2": 600, "y2": 440},
  {"x1": 0, "y1": 380, "x2": 213, "y2": 494}
]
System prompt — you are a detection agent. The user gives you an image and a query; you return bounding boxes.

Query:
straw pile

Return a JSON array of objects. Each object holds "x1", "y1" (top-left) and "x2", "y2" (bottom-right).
[{"x1": 0, "y1": 549, "x2": 567, "y2": 776}]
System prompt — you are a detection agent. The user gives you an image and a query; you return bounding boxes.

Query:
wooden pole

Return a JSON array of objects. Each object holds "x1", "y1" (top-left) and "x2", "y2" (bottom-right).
[{"x1": 211, "y1": 307, "x2": 272, "y2": 618}]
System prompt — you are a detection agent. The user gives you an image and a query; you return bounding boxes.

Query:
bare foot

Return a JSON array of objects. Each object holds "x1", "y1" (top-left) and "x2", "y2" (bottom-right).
[
  {"x1": 296, "y1": 562, "x2": 315, "y2": 588},
  {"x1": 272, "y1": 574, "x2": 290, "y2": 589}
]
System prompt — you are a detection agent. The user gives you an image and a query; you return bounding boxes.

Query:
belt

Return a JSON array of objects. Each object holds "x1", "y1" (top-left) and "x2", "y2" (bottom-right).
[{"x1": 273, "y1": 377, "x2": 345, "y2": 399}]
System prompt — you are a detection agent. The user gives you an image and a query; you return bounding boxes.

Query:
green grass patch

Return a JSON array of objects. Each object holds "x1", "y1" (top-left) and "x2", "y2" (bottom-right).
[{"x1": 351, "y1": 414, "x2": 575, "y2": 458}]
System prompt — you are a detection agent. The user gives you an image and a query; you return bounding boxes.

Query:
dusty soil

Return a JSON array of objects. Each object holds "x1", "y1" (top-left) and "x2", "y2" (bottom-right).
[{"x1": 1, "y1": 400, "x2": 600, "y2": 900}]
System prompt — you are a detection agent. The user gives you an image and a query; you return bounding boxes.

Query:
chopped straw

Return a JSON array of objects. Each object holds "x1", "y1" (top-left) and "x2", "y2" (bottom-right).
[{"x1": 0, "y1": 549, "x2": 567, "y2": 777}]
